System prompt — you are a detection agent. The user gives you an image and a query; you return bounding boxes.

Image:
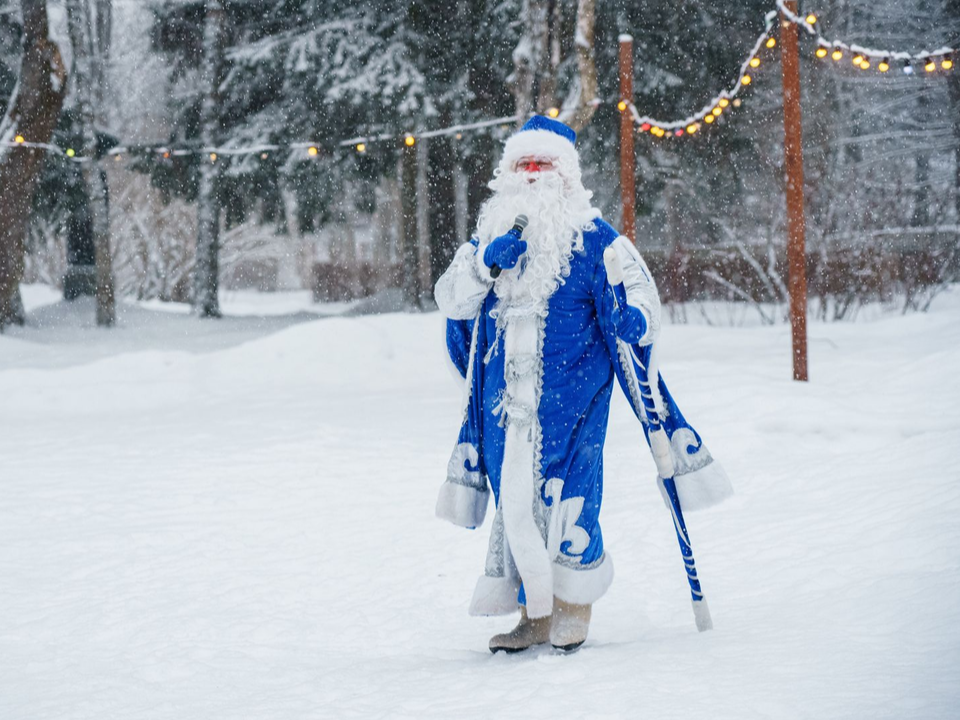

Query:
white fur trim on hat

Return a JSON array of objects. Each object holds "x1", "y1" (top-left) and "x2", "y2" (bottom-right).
[{"x1": 501, "y1": 129, "x2": 580, "y2": 173}]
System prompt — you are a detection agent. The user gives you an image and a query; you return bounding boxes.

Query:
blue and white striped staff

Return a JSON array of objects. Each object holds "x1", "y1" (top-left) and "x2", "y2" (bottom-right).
[{"x1": 603, "y1": 246, "x2": 713, "y2": 633}]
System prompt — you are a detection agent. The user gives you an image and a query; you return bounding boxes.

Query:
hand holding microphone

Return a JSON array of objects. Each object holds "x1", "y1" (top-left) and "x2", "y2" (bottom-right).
[{"x1": 484, "y1": 215, "x2": 529, "y2": 278}]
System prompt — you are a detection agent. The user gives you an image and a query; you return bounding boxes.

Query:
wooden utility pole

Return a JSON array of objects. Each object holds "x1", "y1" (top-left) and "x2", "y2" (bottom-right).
[
  {"x1": 618, "y1": 35, "x2": 636, "y2": 244},
  {"x1": 779, "y1": 2, "x2": 809, "y2": 382}
]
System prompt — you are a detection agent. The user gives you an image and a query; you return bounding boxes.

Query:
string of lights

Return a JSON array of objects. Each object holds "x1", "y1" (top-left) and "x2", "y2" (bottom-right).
[
  {"x1": 0, "y1": 112, "x2": 531, "y2": 163},
  {"x1": 776, "y1": 0, "x2": 955, "y2": 72},
  {"x1": 625, "y1": 10, "x2": 780, "y2": 138},
  {"x1": 630, "y1": 3, "x2": 956, "y2": 140},
  {"x1": 2, "y1": 3, "x2": 955, "y2": 157}
]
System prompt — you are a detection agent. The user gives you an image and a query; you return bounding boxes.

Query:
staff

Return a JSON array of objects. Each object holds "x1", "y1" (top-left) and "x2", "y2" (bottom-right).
[{"x1": 603, "y1": 246, "x2": 713, "y2": 632}]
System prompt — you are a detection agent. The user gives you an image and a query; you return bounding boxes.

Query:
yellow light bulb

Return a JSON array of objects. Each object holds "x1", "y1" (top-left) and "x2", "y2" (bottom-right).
[
  {"x1": 547, "y1": 107, "x2": 560, "y2": 118},
  {"x1": 943, "y1": 59, "x2": 954, "y2": 70},
  {"x1": 853, "y1": 55, "x2": 864, "y2": 66},
  {"x1": 806, "y1": 14, "x2": 817, "y2": 25},
  {"x1": 878, "y1": 61, "x2": 890, "y2": 72},
  {"x1": 14, "y1": 134, "x2": 24, "y2": 143},
  {"x1": 704, "y1": 115, "x2": 715, "y2": 124},
  {"x1": 405, "y1": 135, "x2": 416, "y2": 147},
  {"x1": 308, "y1": 146, "x2": 319, "y2": 156},
  {"x1": 766, "y1": 37, "x2": 777, "y2": 49},
  {"x1": 712, "y1": 107, "x2": 722, "y2": 116},
  {"x1": 686, "y1": 124, "x2": 699, "y2": 135},
  {"x1": 860, "y1": 60, "x2": 871, "y2": 69},
  {"x1": 741, "y1": 74, "x2": 752, "y2": 85},
  {"x1": 356, "y1": 143, "x2": 366, "y2": 153},
  {"x1": 816, "y1": 47, "x2": 828, "y2": 59},
  {"x1": 455, "y1": 133, "x2": 463, "y2": 140},
  {"x1": 832, "y1": 49, "x2": 843, "y2": 61},
  {"x1": 66, "y1": 148, "x2": 75, "y2": 157},
  {"x1": 925, "y1": 60, "x2": 936, "y2": 72},
  {"x1": 750, "y1": 57, "x2": 760, "y2": 68},
  {"x1": 209, "y1": 153, "x2": 217, "y2": 162},
  {"x1": 617, "y1": 100, "x2": 627, "y2": 112},
  {"x1": 719, "y1": 98, "x2": 730, "y2": 108}
]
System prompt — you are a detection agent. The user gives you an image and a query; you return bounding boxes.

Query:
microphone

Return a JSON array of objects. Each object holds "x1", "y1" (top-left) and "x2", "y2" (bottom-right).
[{"x1": 490, "y1": 214, "x2": 529, "y2": 279}]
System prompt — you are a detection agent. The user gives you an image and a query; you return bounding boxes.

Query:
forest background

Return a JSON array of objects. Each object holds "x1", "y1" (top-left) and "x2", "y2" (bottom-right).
[{"x1": 1, "y1": 0, "x2": 958, "y2": 327}]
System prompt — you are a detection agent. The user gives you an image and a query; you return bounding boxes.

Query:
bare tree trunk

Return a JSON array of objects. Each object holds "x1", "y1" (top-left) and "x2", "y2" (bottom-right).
[
  {"x1": 947, "y1": 0, "x2": 960, "y2": 237},
  {"x1": 0, "y1": 0, "x2": 67, "y2": 329},
  {"x1": 66, "y1": 0, "x2": 115, "y2": 326},
  {"x1": 510, "y1": 0, "x2": 548, "y2": 125},
  {"x1": 512, "y1": 0, "x2": 597, "y2": 133},
  {"x1": 535, "y1": 0, "x2": 560, "y2": 112},
  {"x1": 400, "y1": 140, "x2": 420, "y2": 308},
  {"x1": 194, "y1": 0, "x2": 225, "y2": 318},
  {"x1": 94, "y1": 0, "x2": 112, "y2": 112},
  {"x1": 563, "y1": 0, "x2": 598, "y2": 133},
  {"x1": 428, "y1": 130, "x2": 459, "y2": 288}
]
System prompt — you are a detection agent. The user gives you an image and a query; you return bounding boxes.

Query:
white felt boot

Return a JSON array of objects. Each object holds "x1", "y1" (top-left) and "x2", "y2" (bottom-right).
[
  {"x1": 550, "y1": 597, "x2": 592, "y2": 651},
  {"x1": 489, "y1": 606, "x2": 552, "y2": 654}
]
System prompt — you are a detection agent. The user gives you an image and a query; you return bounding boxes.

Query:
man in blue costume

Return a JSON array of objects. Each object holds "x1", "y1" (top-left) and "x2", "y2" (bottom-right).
[{"x1": 435, "y1": 116, "x2": 731, "y2": 653}]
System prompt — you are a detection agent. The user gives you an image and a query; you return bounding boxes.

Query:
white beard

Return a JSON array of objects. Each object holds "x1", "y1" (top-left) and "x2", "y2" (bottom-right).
[{"x1": 476, "y1": 162, "x2": 598, "y2": 322}]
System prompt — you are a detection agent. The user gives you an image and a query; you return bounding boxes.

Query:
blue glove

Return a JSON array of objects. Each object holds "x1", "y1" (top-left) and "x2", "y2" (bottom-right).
[
  {"x1": 483, "y1": 231, "x2": 527, "y2": 272},
  {"x1": 611, "y1": 303, "x2": 647, "y2": 343}
]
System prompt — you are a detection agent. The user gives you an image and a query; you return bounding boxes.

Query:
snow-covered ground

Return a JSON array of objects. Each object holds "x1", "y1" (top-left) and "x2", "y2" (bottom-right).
[{"x1": 2, "y1": 286, "x2": 958, "y2": 719}]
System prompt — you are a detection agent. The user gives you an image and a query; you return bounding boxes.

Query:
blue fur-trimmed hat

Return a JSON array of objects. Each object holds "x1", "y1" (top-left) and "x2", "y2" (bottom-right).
[{"x1": 501, "y1": 114, "x2": 580, "y2": 172}]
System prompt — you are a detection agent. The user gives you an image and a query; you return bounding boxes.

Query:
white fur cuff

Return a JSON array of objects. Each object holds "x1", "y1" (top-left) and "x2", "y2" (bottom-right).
[
  {"x1": 552, "y1": 554, "x2": 615, "y2": 606},
  {"x1": 435, "y1": 480, "x2": 490, "y2": 529},
  {"x1": 474, "y1": 245, "x2": 495, "y2": 282},
  {"x1": 658, "y1": 461, "x2": 734, "y2": 513},
  {"x1": 469, "y1": 575, "x2": 521, "y2": 616}
]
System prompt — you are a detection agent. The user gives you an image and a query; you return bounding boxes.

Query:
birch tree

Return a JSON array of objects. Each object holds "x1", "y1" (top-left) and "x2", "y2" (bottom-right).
[{"x1": 0, "y1": 0, "x2": 66, "y2": 328}]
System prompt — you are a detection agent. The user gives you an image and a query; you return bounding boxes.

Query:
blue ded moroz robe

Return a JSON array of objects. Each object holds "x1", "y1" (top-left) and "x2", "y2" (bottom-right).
[{"x1": 435, "y1": 217, "x2": 732, "y2": 619}]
